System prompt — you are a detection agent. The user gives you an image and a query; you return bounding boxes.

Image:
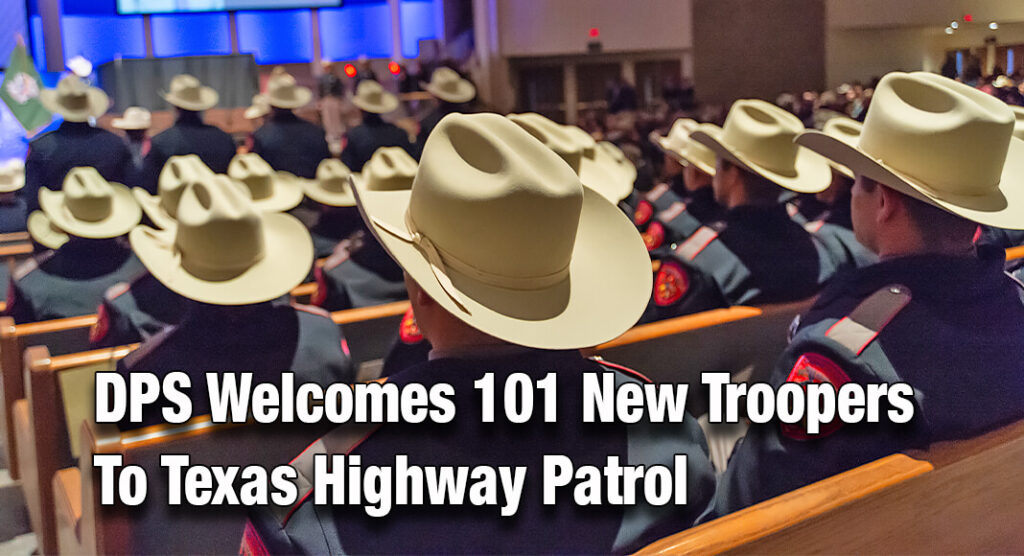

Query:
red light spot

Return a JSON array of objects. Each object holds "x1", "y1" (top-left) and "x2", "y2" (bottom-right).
[
  {"x1": 589, "y1": 27, "x2": 600, "y2": 38},
  {"x1": 964, "y1": 14, "x2": 973, "y2": 22},
  {"x1": 388, "y1": 61, "x2": 401, "y2": 75},
  {"x1": 343, "y1": 63, "x2": 357, "y2": 77}
]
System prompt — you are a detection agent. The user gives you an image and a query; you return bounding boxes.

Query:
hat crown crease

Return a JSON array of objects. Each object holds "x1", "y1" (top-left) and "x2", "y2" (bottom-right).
[
  {"x1": 174, "y1": 179, "x2": 265, "y2": 280},
  {"x1": 64, "y1": 169, "x2": 113, "y2": 222},
  {"x1": 724, "y1": 101, "x2": 802, "y2": 175}
]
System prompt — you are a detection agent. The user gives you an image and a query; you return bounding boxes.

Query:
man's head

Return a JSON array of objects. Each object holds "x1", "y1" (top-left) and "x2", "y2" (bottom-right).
[
  {"x1": 683, "y1": 163, "x2": 712, "y2": 193},
  {"x1": 851, "y1": 175, "x2": 977, "y2": 257},
  {"x1": 403, "y1": 273, "x2": 504, "y2": 351},
  {"x1": 713, "y1": 158, "x2": 780, "y2": 208},
  {"x1": 817, "y1": 167, "x2": 854, "y2": 205}
]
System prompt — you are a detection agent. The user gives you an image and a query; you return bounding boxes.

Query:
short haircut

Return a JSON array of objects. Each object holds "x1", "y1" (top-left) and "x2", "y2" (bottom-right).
[
  {"x1": 860, "y1": 178, "x2": 977, "y2": 241},
  {"x1": 723, "y1": 160, "x2": 780, "y2": 203}
]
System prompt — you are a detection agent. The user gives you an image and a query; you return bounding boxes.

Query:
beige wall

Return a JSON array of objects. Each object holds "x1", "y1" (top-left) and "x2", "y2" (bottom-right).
[
  {"x1": 827, "y1": 0, "x2": 1024, "y2": 30},
  {"x1": 495, "y1": 0, "x2": 692, "y2": 57},
  {"x1": 693, "y1": 0, "x2": 826, "y2": 105}
]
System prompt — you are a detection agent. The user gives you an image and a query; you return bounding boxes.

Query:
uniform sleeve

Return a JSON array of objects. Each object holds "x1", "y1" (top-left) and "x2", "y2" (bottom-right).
[
  {"x1": 639, "y1": 255, "x2": 729, "y2": 324},
  {"x1": 22, "y1": 146, "x2": 45, "y2": 213},
  {"x1": 339, "y1": 134, "x2": 361, "y2": 172},
  {"x1": 139, "y1": 142, "x2": 166, "y2": 194},
  {"x1": 4, "y1": 278, "x2": 36, "y2": 324}
]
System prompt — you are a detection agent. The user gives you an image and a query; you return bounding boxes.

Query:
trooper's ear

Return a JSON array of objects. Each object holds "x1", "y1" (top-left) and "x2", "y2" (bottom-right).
[
  {"x1": 876, "y1": 181, "x2": 903, "y2": 225},
  {"x1": 403, "y1": 272, "x2": 436, "y2": 309}
]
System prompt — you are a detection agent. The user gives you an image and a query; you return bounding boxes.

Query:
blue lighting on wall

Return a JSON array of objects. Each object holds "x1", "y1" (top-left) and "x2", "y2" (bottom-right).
[
  {"x1": 400, "y1": 0, "x2": 438, "y2": 58},
  {"x1": 61, "y1": 15, "x2": 146, "y2": 66},
  {"x1": 237, "y1": 9, "x2": 313, "y2": 64},
  {"x1": 319, "y1": 3, "x2": 393, "y2": 61},
  {"x1": 151, "y1": 13, "x2": 231, "y2": 58}
]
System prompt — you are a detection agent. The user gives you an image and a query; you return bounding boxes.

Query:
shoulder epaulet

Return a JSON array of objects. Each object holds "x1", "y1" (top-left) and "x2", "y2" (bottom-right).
[
  {"x1": 786, "y1": 201, "x2": 800, "y2": 218},
  {"x1": 323, "y1": 240, "x2": 353, "y2": 271},
  {"x1": 291, "y1": 302, "x2": 331, "y2": 319},
  {"x1": 674, "y1": 225, "x2": 721, "y2": 261},
  {"x1": 804, "y1": 219, "x2": 826, "y2": 234},
  {"x1": 658, "y1": 201, "x2": 687, "y2": 223},
  {"x1": 589, "y1": 357, "x2": 652, "y2": 384},
  {"x1": 645, "y1": 183, "x2": 670, "y2": 202},
  {"x1": 13, "y1": 251, "x2": 53, "y2": 281},
  {"x1": 824, "y1": 284, "x2": 912, "y2": 356},
  {"x1": 104, "y1": 281, "x2": 131, "y2": 301},
  {"x1": 274, "y1": 422, "x2": 383, "y2": 525}
]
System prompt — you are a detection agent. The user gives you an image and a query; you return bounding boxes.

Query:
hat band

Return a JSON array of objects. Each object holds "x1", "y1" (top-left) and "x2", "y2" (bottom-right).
[{"x1": 372, "y1": 211, "x2": 571, "y2": 312}]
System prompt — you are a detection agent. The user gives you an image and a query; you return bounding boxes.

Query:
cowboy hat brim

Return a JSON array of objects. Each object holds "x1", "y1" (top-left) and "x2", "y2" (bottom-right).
[
  {"x1": 797, "y1": 130, "x2": 1024, "y2": 230},
  {"x1": 302, "y1": 178, "x2": 356, "y2": 207},
  {"x1": 422, "y1": 80, "x2": 476, "y2": 104},
  {"x1": 27, "y1": 211, "x2": 69, "y2": 250},
  {"x1": 244, "y1": 104, "x2": 269, "y2": 120},
  {"x1": 655, "y1": 135, "x2": 717, "y2": 177},
  {"x1": 579, "y1": 153, "x2": 634, "y2": 203},
  {"x1": 352, "y1": 177, "x2": 652, "y2": 350},
  {"x1": 247, "y1": 173, "x2": 305, "y2": 213},
  {"x1": 161, "y1": 86, "x2": 219, "y2": 111},
  {"x1": 133, "y1": 187, "x2": 177, "y2": 230},
  {"x1": 691, "y1": 127, "x2": 832, "y2": 194},
  {"x1": 130, "y1": 213, "x2": 314, "y2": 305},
  {"x1": 266, "y1": 86, "x2": 313, "y2": 110},
  {"x1": 40, "y1": 87, "x2": 109, "y2": 122},
  {"x1": 352, "y1": 92, "x2": 400, "y2": 114},
  {"x1": 0, "y1": 176, "x2": 25, "y2": 193},
  {"x1": 38, "y1": 183, "x2": 142, "y2": 240},
  {"x1": 111, "y1": 117, "x2": 150, "y2": 130}
]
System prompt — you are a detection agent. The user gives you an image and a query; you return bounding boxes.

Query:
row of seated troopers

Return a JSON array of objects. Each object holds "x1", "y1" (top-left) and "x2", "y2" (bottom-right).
[{"x1": 7, "y1": 71, "x2": 1024, "y2": 553}]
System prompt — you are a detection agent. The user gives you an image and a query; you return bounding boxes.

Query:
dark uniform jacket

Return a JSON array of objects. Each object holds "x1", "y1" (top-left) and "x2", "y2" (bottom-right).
[
  {"x1": 308, "y1": 207, "x2": 366, "y2": 259},
  {"x1": 709, "y1": 246, "x2": 1024, "y2": 518},
  {"x1": 978, "y1": 226, "x2": 1024, "y2": 249},
  {"x1": 312, "y1": 231, "x2": 407, "y2": 311},
  {"x1": 252, "y1": 111, "x2": 331, "y2": 179},
  {"x1": 116, "y1": 300, "x2": 355, "y2": 429},
  {"x1": 667, "y1": 204, "x2": 830, "y2": 306},
  {"x1": 416, "y1": 103, "x2": 464, "y2": 152},
  {"x1": 5, "y1": 239, "x2": 144, "y2": 323},
  {"x1": 340, "y1": 116, "x2": 416, "y2": 172},
  {"x1": 0, "y1": 198, "x2": 28, "y2": 233},
  {"x1": 139, "y1": 111, "x2": 236, "y2": 193},
  {"x1": 380, "y1": 306, "x2": 431, "y2": 378},
  {"x1": 241, "y1": 348, "x2": 716, "y2": 554},
  {"x1": 23, "y1": 121, "x2": 133, "y2": 212},
  {"x1": 639, "y1": 186, "x2": 723, "y2": 254},
  {"x1": 803, "y1": 200, "x2": 878, "y2": 273},
  {"x1": 90, "y1": 271, "x2": 189, "y2": 349}
]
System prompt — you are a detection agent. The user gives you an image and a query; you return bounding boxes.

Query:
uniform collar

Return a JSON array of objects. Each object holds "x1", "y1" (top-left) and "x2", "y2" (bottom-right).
[
  {"x1": 723, "y1": 203, "x2": 792, "y2": 227},
  {"x1": 428, "y1": 343, "x2": 535, "y2": 361},
  {"x1": 175, "y1": 111, "x2": 204, "y2": 126}
]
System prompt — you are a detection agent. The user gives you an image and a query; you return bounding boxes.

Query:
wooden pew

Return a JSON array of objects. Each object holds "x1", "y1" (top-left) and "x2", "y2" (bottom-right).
[
  {"x1": 1006, "y1": 245, "x2": 1024, "y2": 262},
  {"x1": 636, "y1": 419, "x2": 1024, "y2": 554},
  {"x1": 55, "y1": 417, "x2": 330, "y2": 554}
]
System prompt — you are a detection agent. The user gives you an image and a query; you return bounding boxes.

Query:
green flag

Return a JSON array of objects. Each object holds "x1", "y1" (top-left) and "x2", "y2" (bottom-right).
[{"x1": 0, "y1": 43, "x2": 51, "y2": 133}]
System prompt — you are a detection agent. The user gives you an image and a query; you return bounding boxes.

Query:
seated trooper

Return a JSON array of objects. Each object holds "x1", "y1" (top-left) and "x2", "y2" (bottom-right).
[
  {"x1": 637, "y1": 119, "x2": 692, "y2": 220},
  {"x1": 311, "y1": 147, "x2": 417, "y2": 311},
  {"x1": 656, "y1": 99, "x2": 833, "y2": 308},
  {"x1": 977, "y1": 107, "x2": 1024, "y2": 249},
  {"x1": 801, "y1": 117, "x2": 878, "y2": 271},
  {"x1": 242, "y1": 113, "x2": 716, "y2": 554},
  {"x1": 300, "y1": 158, "x2": 365, "y2": 259},
  {"x1": 116, "y1": 175, "x2": 354, "y2": 429},
  {"x1": 0, "y1": 159, "x2": 28, "y2": 233},
  {"x1": 710, "y1": 72, "x2": 1024, "y2": 517},
  {"x1": 6, "y1": 167, "x2": 144, "y2": 323},
  {"x1": 93, "y1": 155, "x2": 216, "y2": 348}
]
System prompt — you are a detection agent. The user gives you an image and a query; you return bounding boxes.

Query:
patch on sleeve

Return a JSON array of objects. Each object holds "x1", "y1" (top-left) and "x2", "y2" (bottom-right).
[
  {"x1": 641, "y1": 221, "x2": 665, "y2": 251},
  {"x1": 633, "y1": 200, "x2": 654, "y2": 227},
  {"x1": 239, "y1": 520, "x2": 270, "y2": 556},
  {"x1": 90, "y1": 303, "x2": 111, "y2": 344},
  {"x1": 399, "y1": 306, "x2": 423, "y2": 344},
  {"x1": 311, "y1": 267, "x2": 328, "y2": 306},
  {"x1": 653, "y1": 260, "x2": 690, "y2": 307},
  {"x1": 781, "y1": 352, "x2": 851, "y2": 440}
]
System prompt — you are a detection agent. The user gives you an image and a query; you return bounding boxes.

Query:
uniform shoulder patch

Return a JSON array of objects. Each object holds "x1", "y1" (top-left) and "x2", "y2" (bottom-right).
[
  {"x1": 90, "y1": 303, "x2": 111, "y2": 344},
  {"x1": 399, "y1": 306, "x2": 423, "y2": 344},
  {"x1": 781, "y1": 352, "x2": 851, "y2": 440},
  {"x1": 653, "y1": 259, "x2": 690, "y2": 307},
  {"x1": 311, "y1": 267, "x2": 328, "y2": 307},
  {"x1": 641, "y1": 221, "x2": 666, "y2": 251},
  {"x1": 633, "y1": 200, "x2": 654, "y2": 227},
  {"x1": 824, "y1": 284, "x2": 911, "y2": 355}
]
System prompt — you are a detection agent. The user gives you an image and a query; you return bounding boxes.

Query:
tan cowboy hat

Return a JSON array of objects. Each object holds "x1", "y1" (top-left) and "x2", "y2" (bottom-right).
[
  {"x1": 244, "y1": 95, "x2": 270, "y2": 120},
  {"x1": 353, "y1": 112, "x2": 651, "y2": 349},
  {"x1": 303, "y1": 159, "x2": 356, "y2": 207},
  {"x1": 30, "y1": 167, "x2": 141, "y2": 248},
  {"x1": 130, "y1": 176, "x2": 313, "y2": 306},
  {"x1": 264, "y1": 71, "x2": 313, "y2": 109},
  {"x1": 111, "y1": 106, "x2": 152, "y2": 130},
  {"x1": 508, "y1": 113, "x2": 633, "y2": 203},
  {"x1": 40, "y1": 75, "x2": 109, "y2": 122},
  {"x1": 352, "y1": 146, "x2": 418, "y2": 191},
  {"x1": 598, "y1": 141, "x2": 639, "y2": 189},
  {"x1": 161, "y1": 74, "x2": 219, "y2": 111},
  {"x1": 0, "y1": 159, "x2": 25, "y2": 193},
  {"x1": 652, "y1": 118, "x2": 718, "y2": 176},
  {"x1": 351, "y1": 80, "x2": 399, "y2": 114},
  {"x1": 817, "y1": 116, "x2": 862, "y2": 179},
  {"x1": 691, "y1": 99, "x2": 831, "y2": 194},
  {"x1": 227, "y1": 153, "x2": 304, "y2": 213},
  {"x1": 1009, "y1": 105, "x2": 1024, "y2": 140},
  {"x1": 421, "y1": 67, "x2": 476, "y2": 104},
  {"x1": 133, "y1": 154, "x2": 216, "y2": 229},
  {"x1": 797, "y1": 72, "x2": 1024, "y2": 229}
]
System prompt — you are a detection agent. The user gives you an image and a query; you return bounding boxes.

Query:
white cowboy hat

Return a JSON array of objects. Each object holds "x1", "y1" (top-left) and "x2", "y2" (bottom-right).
[
  {"x1": 651, "y1": 118, "x2": 718, "y2": 176},
  {"x1": 227, "y1": 153, "x2": 304, "y2": 213},
  {"x1": 691, "y1": 99, "x2": 831, "y2": 194},
  {"x1": 130, "y1": 176, "x2": 313, "y2": 306},
  {"x1": 111, "y1": 106, "x2": 152, "y2": 130},
  {"x1": 30, "y1": 167, "x2": 141, "y2": 248},
  {"x1": 133, "y1": 154, "x2": 216, "y2": 229},
  {"x1": 303, "y1": 158, "x2": 356, "y2": 207},
  {"x1": 66, "y1": 55, "x2": 93, "y2": 78},
  {"x1": 1009, "y1": 105, "x2": 1024, "y2": 140},
  {"x1": 563, "y1": 125, "x2": 637, "y2": 203},
  {"x1": 598, "y1": 141, "x2": 639, "y2": 189},
  {"x1": 421, "y1": 67, "x2": 476, "y2": 104},
  {"x1": 26, "y1": 211, "x2": 70, "y2": 250},
  {"x1": 161, "y1": 74, "x2": 219, "y2": 111},
  {"x1": 508, "y1": 113, "x2": 633, "y2": 203},
  {"x1": 40, "y1": 75, "x2": 109, "y2": 122},
  {"x1": 352, "y1": 113, "x2": 651, "y2": 349},
  {"x1": 264, "y1": 71, "x2": 313, "y2": 109},
  {"x1": 353, "y1": 146, "x2": 418, "y2": 192},
  {"x1": 817, "y1": 116, "x2": 862, "y2": 179},
  {"x1": 244, "y1": 95, "x2": 270, "y2": 120},
  {"x1": 351, "y1": 80, "x2": 399, "y2": 114},
  {"x1": 797, "y1": 72, "x2": 1024, "y2": 229},
  {"x1": 0, "y1": 159, "x2": 25, "y2": 193}
]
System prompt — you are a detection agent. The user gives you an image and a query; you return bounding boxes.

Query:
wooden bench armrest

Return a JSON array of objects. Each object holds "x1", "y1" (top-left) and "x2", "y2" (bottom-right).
[
  {"x1": 290, "y1": 282, "x2": 318, "y2": 298},
  {"x1": 0, "y1": 232, "x2": 30, "y2": 244},
  {"x1": 1006, "y1": 245, "x2": 1024, "y2": 262},
  {"x1": 331, "y1": 300, "x2": 410, "y2": 325},
  {"x1": 634, "y1": 454, "x2": 933, "y2": 555},
  {"x1": 585, "y1": 306, "x2": 763, "y2": 354},
  {"x1": 0, "y1": 242, "x2": 33, "y2": 257},
  {"x1": 12, "y1": 314, "x2": 98, "y2": 337}
]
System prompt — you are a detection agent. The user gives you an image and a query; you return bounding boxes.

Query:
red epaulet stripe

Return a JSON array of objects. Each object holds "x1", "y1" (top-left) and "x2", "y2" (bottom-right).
[{"x1": 594, "y1": 359, "x2": 653, "y2": 384}]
